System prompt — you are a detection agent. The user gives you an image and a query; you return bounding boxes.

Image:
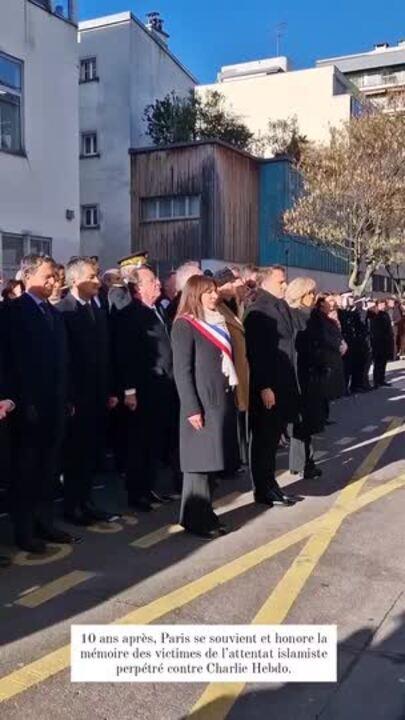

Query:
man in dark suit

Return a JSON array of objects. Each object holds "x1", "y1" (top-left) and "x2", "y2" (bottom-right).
[
  {"x1": 6, "y1": 254, "x2": 75, "y2": 553},
  {"x1": 370, "y1": 299, "x2": 395, "y2": 388},
  {"x1": 115, "y1": 266, "x2": 180, "y2": 511},
  {"x1": 244, "y1": 265, "x2": 300, "y2": 507},
  {"x1": 57, "y1": 258, "x2": 119, "y2": 525},
  {"x1": 0, "y1": 312, "x2": 15, "y2": 567}
]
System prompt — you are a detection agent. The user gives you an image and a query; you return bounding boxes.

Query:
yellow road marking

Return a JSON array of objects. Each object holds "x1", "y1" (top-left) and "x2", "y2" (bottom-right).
[
  {"x1": 189, "y1": 418, "x2": 402, "y2": 718},
  {"x1": 130, "y1": 491, "x2": 250, "y2": 549},
  {"x1": 0, "y1": 423, "x2": 403, "y2": 704},
  {"x1": 15, "y1": 572, "x2": 96, "y2": 609}
]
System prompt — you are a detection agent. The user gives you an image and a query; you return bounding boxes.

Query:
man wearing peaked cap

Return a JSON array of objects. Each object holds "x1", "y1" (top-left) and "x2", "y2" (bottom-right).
[
  {"x1": 118, "y1": 251, "x2": 149, "y2": 270},
  {"x1": 108, "y1": 252, "x2": 150, "y2": 315}
]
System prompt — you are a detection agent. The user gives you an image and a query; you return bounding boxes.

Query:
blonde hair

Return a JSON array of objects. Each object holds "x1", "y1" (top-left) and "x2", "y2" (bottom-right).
[{"x1": 285, "y1": 277, "x2": 317, "y2": 308}]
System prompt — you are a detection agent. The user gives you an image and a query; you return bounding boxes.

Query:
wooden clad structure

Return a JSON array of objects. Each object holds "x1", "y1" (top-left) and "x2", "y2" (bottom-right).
[{"x1": 130, "y1": 140, "x2": 259, "y2": 268}]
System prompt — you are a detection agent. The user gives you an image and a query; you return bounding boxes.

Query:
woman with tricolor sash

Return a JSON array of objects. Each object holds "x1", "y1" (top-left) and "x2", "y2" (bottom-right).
[{"x1": 172, "y1": 275, "x2": 240, "y2": 538}]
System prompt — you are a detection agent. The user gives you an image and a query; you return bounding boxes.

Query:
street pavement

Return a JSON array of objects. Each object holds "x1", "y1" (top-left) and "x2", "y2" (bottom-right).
[{"x1": 0, "y1": 361, "x2": 404, "y2": 720}]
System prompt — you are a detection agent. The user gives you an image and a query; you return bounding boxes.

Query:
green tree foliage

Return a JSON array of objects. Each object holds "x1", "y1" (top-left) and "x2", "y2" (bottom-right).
[{"x1": 144, "y1": 90, "x2": 253, "y2": 149}]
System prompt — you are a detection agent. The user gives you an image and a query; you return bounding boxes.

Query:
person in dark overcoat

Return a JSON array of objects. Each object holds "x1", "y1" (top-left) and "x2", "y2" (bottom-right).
[
  {"x1": 309, "y1": 297, "x2": 346, "y2": 404},
  {"x1": 285, "y1": 277, "x2": 326, "y2": 479},
  {"x1": 115, "y1": 266, "x2": 180, "y2": 511},
  {"x1": 244, "y1": 266, "x2": 300, "y2": 507},
  {"x1": 0, "y1": 311, "x2": 15, "y2": 567},
  {"x1": 369, "y1": 299, "x2": 395, "y2": 387},
  {"x1": 6, "y1": 254, "x2": 74, "y2": 553},
  {"x1": 57, "y1": 258, "x2": 119, "y2": 526},
  {"x1": 172, "y1": 275, "x2": 239, "y2": 538}
]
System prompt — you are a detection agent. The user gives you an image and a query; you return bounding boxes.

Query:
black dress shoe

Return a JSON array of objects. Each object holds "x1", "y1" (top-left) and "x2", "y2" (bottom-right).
[
  {"x1": 129, "y1": 498, "x2": 154, "y2": 512},
  {"x1": 382, "y1": 382, "x2": 392, "y2": 387},
  {"x1": 254, "y1": 494, "x2": 274, "y2": 507},
  {"x1": 0, "y1": 555, "x2": 11, "y2": 568},
  {"x1": 268, "y1": 489, "x2": 297, "y2": 506},
  {"x1": 149, "y1": 491, "x2": 173, "y2": 505},
  {"x1": 303, "y1": 464, "x2": 322, "y2": 480},
  {"x1": 182, "y1": 526, "x2": 224, "y2": 539},
  {"x1": 64, "y1": 510, "x2": 95, "y2": 527},
  {"x1": 16, "y1": 538, "x2": 47, "y2": 554},
  {"x1": 81, "y1": 505, "x2": 120, "y2": 523},
  {"x1": 37, "y1": 527, "x2": 80, "y2": 544}
]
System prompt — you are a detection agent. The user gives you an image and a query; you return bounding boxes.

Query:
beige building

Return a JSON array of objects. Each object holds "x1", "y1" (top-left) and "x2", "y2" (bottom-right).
[
  {"x1": 317, "y1": 40, "x2": 405, "y2": 111},
  {"x1": 198, "y1": 57, "x2": 362, "y2": 149}
]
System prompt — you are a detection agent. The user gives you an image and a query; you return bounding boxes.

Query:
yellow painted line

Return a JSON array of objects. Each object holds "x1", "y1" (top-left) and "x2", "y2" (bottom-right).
[
  {"x1": 0, "y1": 428, "x2": 403, "y2": 703},
  {"x1": 15, "y1": 572, "x2": 95, "y2": 609},
  {"x1": 131, "y1": 491, "x2": 251, "y2": 549},
  {"x1": 189, "y1": 418, "x2": 402, "y2": 718}
]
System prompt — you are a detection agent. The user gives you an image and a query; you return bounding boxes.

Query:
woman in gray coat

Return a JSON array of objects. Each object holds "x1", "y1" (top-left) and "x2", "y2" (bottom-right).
[{"x1": 171, "y1": 275, "x2": 239, "y2": 538}]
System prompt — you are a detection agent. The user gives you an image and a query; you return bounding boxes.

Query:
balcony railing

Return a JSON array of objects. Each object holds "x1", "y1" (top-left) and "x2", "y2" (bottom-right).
[{"x1": 352, "y1": 69, "x2": 405, "y2": 90}]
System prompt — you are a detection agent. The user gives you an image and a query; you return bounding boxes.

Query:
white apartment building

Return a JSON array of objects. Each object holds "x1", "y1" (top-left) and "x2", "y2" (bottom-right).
[
  {"x1": 78, "y1": 12, "x2": 196, "y2": 269},
  {"x1": 317, "y1": 40, "x2": 405, "y2": 110},
  {"x1": 198, "y1": 57, "x2": 362, "y2": 150},
  {"x1": 0, "y1": 0, "x2": 80, "y2": 279}
]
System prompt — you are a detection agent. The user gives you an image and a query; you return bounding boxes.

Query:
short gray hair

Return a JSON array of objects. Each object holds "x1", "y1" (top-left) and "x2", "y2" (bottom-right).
[
  {"x1": 176, "y1": 261, "x2": 202, "y2": 292},
  {"x1": 20, "y1": 254, "x2": 56, "y2": 280},
  {"x1": 65, "y1": 257, "x2": 94, "y2": 288},
  {"x1": 257, "y1": 265, "x2": 286, "y2": 287}
]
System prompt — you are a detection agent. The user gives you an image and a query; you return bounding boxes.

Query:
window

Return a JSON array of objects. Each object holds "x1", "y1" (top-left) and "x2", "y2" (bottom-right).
[
  {"x1": 140, "y1": 195, "x2": 201, "y2": 222},
  {"x1": 80, "y1": 58, "x2": 98, "y2": 83},
  {"x1": 81, "y1": 205, "x2": 99, "y2": 229},
  {"x1": 81, "y1": 132, "x2": 98, "y2": 157},
  {"x1": 0, "y1": 52, "x2": 23, "y2": 153},
  {"x1": 1, "y1": 233, "x2": 52, "y2": 279},
  {"x1": 30, "y1": 237, "x2": 52, "y2": 256}
]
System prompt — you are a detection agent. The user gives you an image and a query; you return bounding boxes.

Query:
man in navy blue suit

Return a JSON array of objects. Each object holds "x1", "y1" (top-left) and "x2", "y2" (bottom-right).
[{"x1": 6, "y1": 254, "x2": 76, "y2": 553}]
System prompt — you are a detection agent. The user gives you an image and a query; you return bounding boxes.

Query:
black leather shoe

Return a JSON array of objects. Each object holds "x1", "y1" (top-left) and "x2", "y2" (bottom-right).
[
  {"x1": 64, "y1": 510, "x2": 95, "y2": 527},
  {"x1": 304, "y1": 464, "x2": 322, "y2": 480},
  {"x1": 16, "y1": 538, "x2": 47, "y2": 554},
  {"x1": 382, "y1": 382, "x2": 392, "y2": 387},
  {"x1": 254, "y1": 494, "x2": 274, "y2": 507},
  {"x1": 37, "y1": 527, "x2": 80, "y2": 544},
  {"x1": 129, "y1": 498, "x2": 154, "y2": 512},
  {"x1": 81, "y1": 505, "x2": 120, "y2": 523},
  {"x1": 0, "y1": 555, "x2": 11, "y2": 568},
  {"x1": 149, "y1": 491, "x2": 173, "y2": 505},
  {"x1": 268, "y1": 489, "x2": 297, "y2": 506}
]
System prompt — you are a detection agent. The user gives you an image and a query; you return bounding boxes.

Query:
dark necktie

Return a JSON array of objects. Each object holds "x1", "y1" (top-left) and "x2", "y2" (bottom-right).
[
  {"x1": 40, "y1": 301, "x2": 54, "y2": 330},
  {"x1": 84, "y1": 302, "x2": 96, "y2": 323}
]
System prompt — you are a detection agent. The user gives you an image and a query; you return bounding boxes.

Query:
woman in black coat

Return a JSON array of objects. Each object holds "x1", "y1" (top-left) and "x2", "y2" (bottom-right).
[
  {"x1": 309, "y1": 296, "x2": 347, "y2": 403},
  {"x1": 286, "y1": 278, "x2": 325, "y2": 479},
  {"x1": 171, "y1": 275, "x2": 239, "y2": 538}
]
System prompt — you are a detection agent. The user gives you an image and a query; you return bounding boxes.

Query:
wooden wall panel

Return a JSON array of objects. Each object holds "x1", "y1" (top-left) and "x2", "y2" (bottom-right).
[{"x1": 130, "y1": 142, "x2": 259, "y2": 266}]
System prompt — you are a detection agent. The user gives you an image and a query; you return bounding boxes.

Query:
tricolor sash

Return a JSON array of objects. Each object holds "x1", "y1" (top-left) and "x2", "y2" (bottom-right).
[{"x1": 181, "y1": 315, "x2": 233, "y2": 359}]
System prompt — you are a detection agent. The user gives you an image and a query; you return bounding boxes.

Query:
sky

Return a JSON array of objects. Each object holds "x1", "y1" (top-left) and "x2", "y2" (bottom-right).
[{"x1": 79, "y1": 0, "x2": 405, "y2": 83}]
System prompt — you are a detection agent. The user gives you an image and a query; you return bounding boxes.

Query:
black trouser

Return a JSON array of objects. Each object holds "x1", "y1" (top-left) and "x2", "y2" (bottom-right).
[
  {"x1": 10, "y1": 411, "x2": 64, "y2": 542},
  {"x1": 63, "y1": 403, "x2": 105, "y2": 514},
  {"x1": 179, "y1": 472, "x2": 219, "y2": 532},
  {"x1": 250, "y1": 409, "x2": 283, "y2": 497},
  {"x1": 373, "y1": 356, "x2": 387, "y2": 387},
  {"x1": 125, "y1": 393, "x2": 180, "y2": 503}
]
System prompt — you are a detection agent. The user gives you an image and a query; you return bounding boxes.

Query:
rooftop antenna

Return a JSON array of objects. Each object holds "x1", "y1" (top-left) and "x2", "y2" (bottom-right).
[{"x1": 275, "y1": 22, "x2": 287, "y2": 56}]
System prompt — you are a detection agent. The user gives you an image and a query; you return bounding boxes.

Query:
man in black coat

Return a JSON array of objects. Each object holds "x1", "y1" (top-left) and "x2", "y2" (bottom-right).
[
  {"x1": 115, "y1": 266, "x2": 180, "y2": 511},
  {"x1": 57, "y1": 258, "x2": 119, "y2": 526},
  {"x1": 0, "y1": 311, "x2": 15, "y2": 567},
  {"x1": 6, "y1": 254, "x2": 74, "y2": 553},
  {"x1": 244, "y1": 266, "x2": 300, "y2": 507},
  {"x1": 370, "y1": 300, "x2": 394, "y2": 388}
]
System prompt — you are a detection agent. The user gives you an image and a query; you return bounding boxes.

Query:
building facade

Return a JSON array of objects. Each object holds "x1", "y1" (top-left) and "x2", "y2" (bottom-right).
[
  {"x1": 317, "y1": 40, "x2": 405, "y2": 111},
  {"x1": 130, "y1": 140, "x2": 348, "y2": 290},
  {"x1": 198, "y1": 58, "x2": 362, "y2": 149},
  {"x1": 0, "y1": 0, "x2": 80, "y2": 278},
  {"x1": 78, "y1": 12, "x2": 196, "y2": 269}
]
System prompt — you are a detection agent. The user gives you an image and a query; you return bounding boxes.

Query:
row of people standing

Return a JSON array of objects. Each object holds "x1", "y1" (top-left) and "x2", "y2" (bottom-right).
[{"x1": 0, "y1": 253, "x2": 400, "y2": 554}]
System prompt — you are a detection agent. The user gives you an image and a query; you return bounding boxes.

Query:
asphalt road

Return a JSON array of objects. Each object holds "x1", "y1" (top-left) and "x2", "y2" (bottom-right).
[{"x1": 0, "y1": 361, "x2": 404, "y2": 720}]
